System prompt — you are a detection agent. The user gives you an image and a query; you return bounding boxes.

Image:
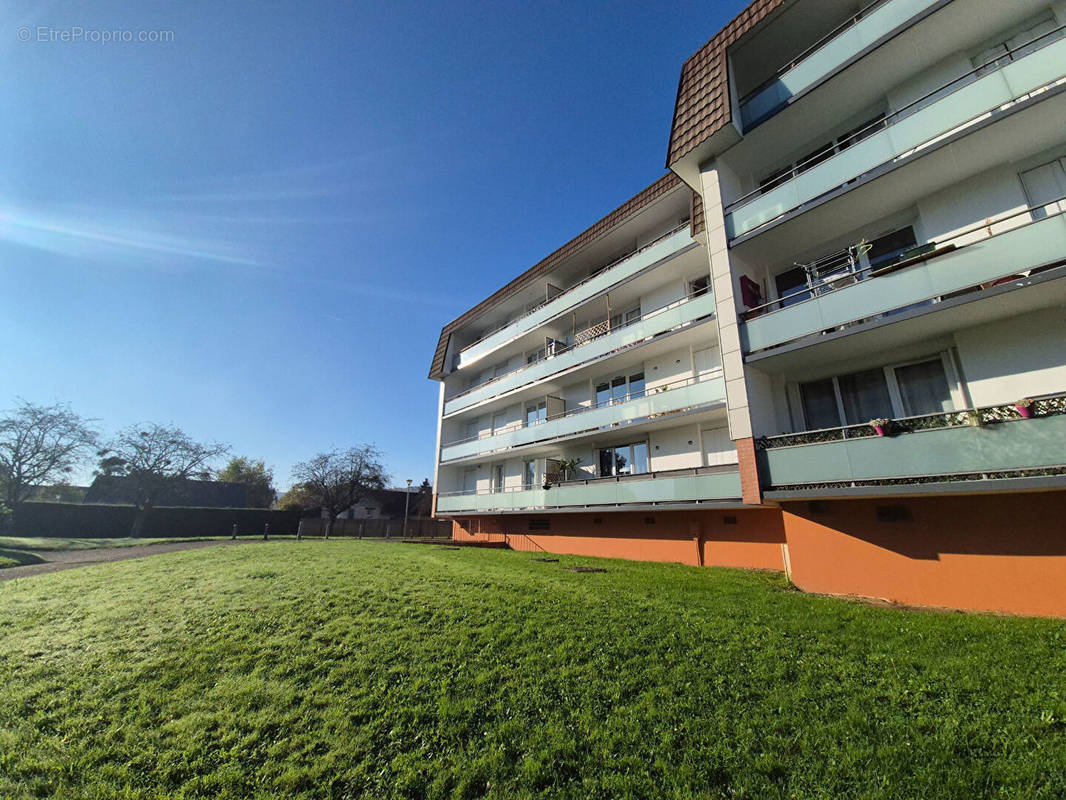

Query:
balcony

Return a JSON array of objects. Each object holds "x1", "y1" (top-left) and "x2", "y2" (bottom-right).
[
  {"x1": 443, "y1": 290, "x2": 716, "y2": 416},
  {"x1": 436, "y1": 466, "x2": 742, "y2": 513},
  {"x1": 726, "y1": 28, "x2": 1066, "y2": 240},
  {"x1": 439, "y1": 373, "x2": 726, "y2": 463},
  {"x1": 757, "y1": 394, "x2": 1066, "y2": 490},
  {"x1": 738, "y1": 0, "x2": 940, "y2": 130},
  {"x1": 740, "y1": 201, "x2": 1066, "y2": 353},
  {"x1": 455, "y1": 225, "x2": 696, "y2": 371}
]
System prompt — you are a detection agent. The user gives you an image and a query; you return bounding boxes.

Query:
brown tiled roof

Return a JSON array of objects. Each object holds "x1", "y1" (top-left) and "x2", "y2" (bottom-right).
[
  {"x1": 428, "y1": 173, "x2": 684, "y2": 379},
  {"x1": 667, "y1": 0, "x2": 787, "y2": 167},
  {"x1": 690, "y1": 191, "x2": 705, "y2": 235}
]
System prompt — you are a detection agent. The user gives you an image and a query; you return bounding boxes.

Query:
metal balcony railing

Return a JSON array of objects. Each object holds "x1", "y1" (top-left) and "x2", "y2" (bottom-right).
[
  {"x1": 725, "y1": 25, "x2": 1066, "y2": 222},
  {"x1": 439, "y1": 463, "x2": 740, "y2": 501},
  {"x1": 456, "y1": 222, "x2": 691, "y2": 357},
  {"x1": 736, "y1": 0, "x2": 891, "y2": 107},
  {"x1": 739, "y1": 196, "x2": 1066, "y2": 321},
  {"x1": 442, "y1": 370, "x2": 723, "y2": 449},
  {"x1": 757, "y1": 391, "x2": 1066, "y2": 450},
  {"x1": 447, "y1": 286, "x2": 711, "y2": 403}
]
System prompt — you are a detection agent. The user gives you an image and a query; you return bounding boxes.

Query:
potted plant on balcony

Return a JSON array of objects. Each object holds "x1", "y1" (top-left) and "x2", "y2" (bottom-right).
[
  {"x1": 869, "y1": 418, "x2": 892, "y2": 437},
  {"x1": 557, "y1": 458, "x2": 582, "y2": 482},
  {"x1": 1015, "y1": 398, "x2": 1035, "y2": 419}
]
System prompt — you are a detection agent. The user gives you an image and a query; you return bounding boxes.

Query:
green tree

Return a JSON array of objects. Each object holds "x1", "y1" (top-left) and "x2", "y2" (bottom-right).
[
  {"x1": 217, "y1": 456, "x2": 276, "y2": 508},
  {"x1": 276, "y1": 482, "x2": 315, "y2": 511},
  {"x1": 97, "y1": 424, "x2": 229, "y2": 537}
]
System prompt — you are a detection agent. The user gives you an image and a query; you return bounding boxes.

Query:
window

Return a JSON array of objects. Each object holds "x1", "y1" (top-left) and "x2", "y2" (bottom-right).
[
  {"x1": 526, "y1": 347, "x2": 545, "y2": 365},
  {"x1": 688, "y1": 276, "x2": 710, "y2": 298},
  {"x1": 525, "y1": 400, "x2": 546, "y2": 426},
  {"x1": 865, "y1": 226, "x2": 918, "y2": 270},
  {"x1": 596, "y1": 371, "x2": 645, "y2": 407},
  {"x1": 797, "y1": 356, "x2": 956, "y2": 428},
  {"x1": 492, "y1": 410, "x2": 511, "y2": 435},
  {"x1": 973, "y1": 15, "x2": 1059, "y2": 75},
  {"x1": 759, "y1": 165, "x2": 793, "y2": 194},
  {"x1": 523, "y1": 460, "x2": 538, "y2": 489},
  {"x1": 491, "y1": 463, "x2": 505, "y2": 493},
  {"x1": 1020, "y1": 158, "x2": 1066, "y2": 220},
  {"x1": 775, "y1": 224, "x2": 917, "y2": 308},
  {"x1": 774, "y1": 267, "x2": 811, "y2": 307},
  {"x1": 894, "y1": 359, "x2": 952, "y2": 416},
  {"x1": 836, "y1": 114, "x2": 887, "y2": 150},
  {"x1": 800, "y1": 378, "x2": 843, "y2": 429},
  {"x1": 465, "y1": 418, "x2": 482, "y2": 440},
  {"x1": 837, "y1": 368, "x2": 894, "y2": 424},
  {"x1": 758, "y1": 113, "x2": 888, "y2": 195},
  {"x1": 599, "y1": 441, "x2": 649, "y2": 477},
  {"x1": 610, "y1": 305, "x2": 641, "y2": 329},
  {"x1": 461, "y1": 468, "x2": 478, "y2": 493}
]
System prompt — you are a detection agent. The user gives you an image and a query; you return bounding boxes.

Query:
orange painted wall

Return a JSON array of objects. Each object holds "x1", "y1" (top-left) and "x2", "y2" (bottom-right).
[
  {"x1": 452, "y1": 509, "x2": 786, "y2": 570},
  {"x1": 780, "y1": 492, "x2": 1066, "y2": 617}
]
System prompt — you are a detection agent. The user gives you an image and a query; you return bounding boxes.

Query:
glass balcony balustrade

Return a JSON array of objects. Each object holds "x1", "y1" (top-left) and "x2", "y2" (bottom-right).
[
  {"x1": 740, "y1": 200, "x2": 1066, "y2": 352},
  {"x1": 436, "y1": 467, "x2": 742, "y2": 513},
  {"x1": 443, "y1": 289, "x2": 716, "y2": 416},
  {"x1": 439, "y1": 372, "x2": 726, "y2": 462},
  {"x1": 726, "y1": 29, "x2": 1066, "y2": 239},
  {"x1": 455, "y1": 225, "x2": 696, "y2": 370}
]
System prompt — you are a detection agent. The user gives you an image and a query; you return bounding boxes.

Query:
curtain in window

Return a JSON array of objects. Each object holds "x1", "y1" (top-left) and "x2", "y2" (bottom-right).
[
  {"x1": 895, "y1": 359, "x2": 952, "y2": 416},
  {"x1": 838, "y1": 369, "x2": 893, "y2": 424},
  {"x1": 800, "y1": 379, "x2": 842, "y2": 429}
]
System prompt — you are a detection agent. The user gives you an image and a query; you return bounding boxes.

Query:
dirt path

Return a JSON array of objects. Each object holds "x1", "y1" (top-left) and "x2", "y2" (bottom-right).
[{"x1": 0, "y1": 540, "x2": 250, "y2": 582}]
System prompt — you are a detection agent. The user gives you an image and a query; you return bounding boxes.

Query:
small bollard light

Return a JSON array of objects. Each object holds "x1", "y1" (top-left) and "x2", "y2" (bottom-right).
[
  {"x1": 263, "y1": 522, "x2": 270, "y2": 541},
  {"x1": 297, "y1": 520, "x2": 303, "y2": 541},
  {"x1": 231, "y1": 523, "x2": 238, "y2": 540}
]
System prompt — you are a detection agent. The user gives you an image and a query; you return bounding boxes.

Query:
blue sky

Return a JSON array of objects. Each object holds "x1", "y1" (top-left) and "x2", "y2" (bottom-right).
[{"x1": 0, "y1": 0, "x2": 748, "y2": 490}]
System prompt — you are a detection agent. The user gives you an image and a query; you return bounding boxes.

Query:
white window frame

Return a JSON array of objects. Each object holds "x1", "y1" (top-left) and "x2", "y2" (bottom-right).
[
  {"x1": 594, "y1": 369, "x2": 646, "y2": 407},
  {"x1": 522, "y1": 459, "x2": 540, "y2": 489},
  {"x1": 790, "y1": 351, "x2": 964, "y2": 429},
  {"x1": 525, "y1": 399, "x2": 547, "y2": 427},
  {"x1": 598, "y1": 440, "x2": 650, "y2": 477},
  {"x1": 490, "y1": 463, "x2": 505, "y2": 493}
]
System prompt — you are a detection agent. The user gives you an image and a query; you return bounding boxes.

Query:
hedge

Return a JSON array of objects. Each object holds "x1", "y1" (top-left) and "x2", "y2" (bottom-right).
[{"x1": 11, "y1": 502, "x2": 301, "y2": 539}]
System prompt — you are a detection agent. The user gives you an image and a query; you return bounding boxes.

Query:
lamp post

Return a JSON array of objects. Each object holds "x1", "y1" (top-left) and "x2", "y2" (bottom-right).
[{"x1": 403, "y1": 478, "x2": 412, "y2": 539}]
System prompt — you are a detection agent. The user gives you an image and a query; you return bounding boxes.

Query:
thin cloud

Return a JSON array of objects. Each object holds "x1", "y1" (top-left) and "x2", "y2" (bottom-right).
[{"x1": 0, "y1": 200, "x2": 262, "y2": 267}]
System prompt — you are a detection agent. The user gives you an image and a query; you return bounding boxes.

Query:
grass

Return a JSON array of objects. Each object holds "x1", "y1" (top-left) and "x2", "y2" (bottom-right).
[
  {"x1": 0, "y1": 541, "x2": 1064, "y2": 799},
  {"x1": 0, "y1": 554, "x2": 20, "y2": 569},
  {"x1": 0, "y1": 535, "x2": 226, "y2": 552}
]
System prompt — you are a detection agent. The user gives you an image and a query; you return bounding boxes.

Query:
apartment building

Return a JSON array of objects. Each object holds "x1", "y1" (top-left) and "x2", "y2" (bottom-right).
[{"x1": 430, "y1": 0, "x2": 1066, "y2": 616}]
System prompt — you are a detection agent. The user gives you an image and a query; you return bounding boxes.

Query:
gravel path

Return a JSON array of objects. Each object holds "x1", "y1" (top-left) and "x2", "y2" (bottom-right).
[{"x1": 0, "y1": 540, "x2": 250, "y2": 582}]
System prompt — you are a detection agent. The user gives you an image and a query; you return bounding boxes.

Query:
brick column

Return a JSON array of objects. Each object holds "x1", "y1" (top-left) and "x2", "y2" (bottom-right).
[{"x1": 736, "y1": 437, "x2": 762, "y2": 505}]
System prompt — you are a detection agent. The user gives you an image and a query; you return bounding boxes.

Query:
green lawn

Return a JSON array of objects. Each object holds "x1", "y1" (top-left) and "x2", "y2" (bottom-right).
[
  {"x1": 0, "y1": 535, "x2": 226, "y2": 552},
  {"x1": 0, "y1": 542, "x2": 1064, "y2": 799}
]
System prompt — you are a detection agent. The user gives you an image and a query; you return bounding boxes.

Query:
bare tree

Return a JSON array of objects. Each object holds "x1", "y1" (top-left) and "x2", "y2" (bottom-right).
[
  {"x1": 0, "y1": 400, "x2": 98, "y2": 512},
  {"x1": 98, "y1": 424, "x2": 230, "y2": 537},
  {"x1": 291, "y1": 446, "x2": 387, "y2": 538}
]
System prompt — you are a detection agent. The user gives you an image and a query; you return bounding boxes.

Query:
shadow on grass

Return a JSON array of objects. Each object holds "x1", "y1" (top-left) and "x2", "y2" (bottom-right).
[{"x1": 0, "y1": 548, "x2": 47, "y2": 567}]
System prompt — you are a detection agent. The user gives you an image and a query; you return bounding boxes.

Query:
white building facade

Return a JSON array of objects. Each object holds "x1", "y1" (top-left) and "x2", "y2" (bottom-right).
[{"x1": 430, "y1": 0, "x2": 1066, "y2": 616}]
